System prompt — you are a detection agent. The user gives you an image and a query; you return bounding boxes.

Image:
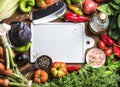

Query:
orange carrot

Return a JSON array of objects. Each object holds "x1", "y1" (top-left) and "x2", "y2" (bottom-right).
[
  {"x1": 1, "y1": 69, "x2": 13, "y2": 76},
  {"x1": 0, "y1": 62, "x2": 13, "y2": 76},
  {"x1": 0, "y1": 62, "x2": 5, "y2": 71},
  {"x1": 0, "y1": 46, "x2": 4, "y2": 58},
  {"x1": 0, "y1": 78, "x2": 9, "y2": 87},
  {"x1": 0, "y1": 69, "x2": 13, "y2": 76}
]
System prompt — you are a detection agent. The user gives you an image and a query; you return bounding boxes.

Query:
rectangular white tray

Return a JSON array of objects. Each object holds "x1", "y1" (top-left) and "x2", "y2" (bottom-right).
[{"x1": 30, "y1": 23, "x2": 94, "y2": 63}]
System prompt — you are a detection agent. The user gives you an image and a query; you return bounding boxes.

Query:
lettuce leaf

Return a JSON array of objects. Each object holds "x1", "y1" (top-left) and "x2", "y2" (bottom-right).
[{"x1": 97, "y1": 4, "x2": 114, "y2": 15}]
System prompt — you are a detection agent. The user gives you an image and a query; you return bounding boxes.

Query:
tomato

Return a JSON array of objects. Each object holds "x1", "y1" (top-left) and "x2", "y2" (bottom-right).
[
  {"x1": 50, "y1": 62, "x2": 67, "y2": 78},
  {"x1": 104, "y1": 48, "x2": 113, "y2": 57},
  {"x1": 83, "y1": 0, "x2": 98, "y2": 14},
  {"x1": 113, "y1": 46, "x2": 120, "y2": 58},
  {"x1": 34, "y1": 69, "x2": 48, "y2": 84},
  {"x1": 97, "y1": 41, "x2": 106, "y2": 50}
]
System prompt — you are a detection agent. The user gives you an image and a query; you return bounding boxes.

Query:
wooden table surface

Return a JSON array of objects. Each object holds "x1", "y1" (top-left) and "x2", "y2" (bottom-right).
[{"x1": 3, "y1": 0, "x2": 99, "y2": 80}]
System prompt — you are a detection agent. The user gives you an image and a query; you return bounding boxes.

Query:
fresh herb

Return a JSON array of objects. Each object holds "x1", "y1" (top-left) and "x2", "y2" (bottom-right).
[{"x1": 37, "y1": 64, "x2": 120, "y2": 87}]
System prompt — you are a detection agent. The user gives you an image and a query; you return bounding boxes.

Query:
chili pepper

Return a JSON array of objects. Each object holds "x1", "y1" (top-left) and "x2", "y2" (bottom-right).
[
  {"x1": 67, "y1": 5, "x2": 83, "y2": 15},
  {"x1": 65, "y1": 0, "x2": 71, "y2": 5},
  {"x1": 100, "y1": 35, "x2": 115, "y2": 46},
  {"x1": 64, "y1": 12, "x2": 88, "y2": 22},
  {"x1": 19, "y1": 0, "x2": 35, "y2": 13},
  {"x1": 113, "y1": 46, "x2": 120, "y2": 58},
  {"x1": 67, "y1": 65, "x2": 80, "y2": 72}
]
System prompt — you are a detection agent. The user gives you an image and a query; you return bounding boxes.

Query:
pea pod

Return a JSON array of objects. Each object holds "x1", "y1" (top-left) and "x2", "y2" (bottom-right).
[
  {"x1": 19, "y1": 0, "x2": 35, "y2": 13},
  {"x1": 14, "y1": 41, "x2": 32, "y2": 52}
]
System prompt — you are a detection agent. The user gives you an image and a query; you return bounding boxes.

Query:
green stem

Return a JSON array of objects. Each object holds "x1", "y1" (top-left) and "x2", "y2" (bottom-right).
[
  {"x1": 7, "y1": 47, "x2": 17, "y2": 67},
  {"x1": 5, "y1": 47, "x2": 10, "y2": 69},
  {"x1": 8, "y1": 76, "x2": 18, "y2": 83},
  {"x1": 12, "y1": 73, "x2": 28, "y2": 83},
  {"x1": 9, "y1": 82, "x2": 26, "y2": 87}
]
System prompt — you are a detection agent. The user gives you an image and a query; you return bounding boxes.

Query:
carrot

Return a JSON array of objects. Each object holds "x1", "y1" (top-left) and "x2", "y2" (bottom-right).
[
  {"x1": 1, "y1": 69, "x2": 13, "y2": 76},
  {"x1": 0, "y1": 69, "x2": 13, "y2": 76},
  {"x1": 0, "y1": 46, "x2": 4, "y2": 58},
  {"x1": 0, "y1": 78, "x2": 9, "y2": 87},
  {"x1": 0, "y1": 62, "x2": 5, "y2": 71}
]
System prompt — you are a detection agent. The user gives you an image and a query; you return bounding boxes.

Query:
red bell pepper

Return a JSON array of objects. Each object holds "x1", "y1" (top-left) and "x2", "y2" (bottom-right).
[
  {"x1": 113, "y1": 46, "x2": 120, "y2": 58},
  {"x1": 100, "y1": 35, "x2": 115, "y2": 46},
  {"x1": 67, "y1": 65, "x2": 80, "y2": 72},
  {"x1": 64, "y1": 12, "x2": 88, "y2": 22}
]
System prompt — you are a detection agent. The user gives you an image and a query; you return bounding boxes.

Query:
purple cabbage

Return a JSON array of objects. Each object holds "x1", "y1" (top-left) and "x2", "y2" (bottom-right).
[{"x1": 9, "y1": 22, "x2": 31, "y2": 46}]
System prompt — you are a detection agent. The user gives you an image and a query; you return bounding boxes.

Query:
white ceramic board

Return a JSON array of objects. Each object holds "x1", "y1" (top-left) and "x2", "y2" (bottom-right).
[{"x1": 30, "y1": 23, "x2": 94, "y2": 63}]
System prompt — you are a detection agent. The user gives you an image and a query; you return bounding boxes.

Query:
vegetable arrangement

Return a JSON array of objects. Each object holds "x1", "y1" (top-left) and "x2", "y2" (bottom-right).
[
  {"x1": 1, "y1": 0, "x2": 120, "y2": 87},
  {"x1": 0, "y1": 23, "x2": 29, "y2": 87}
]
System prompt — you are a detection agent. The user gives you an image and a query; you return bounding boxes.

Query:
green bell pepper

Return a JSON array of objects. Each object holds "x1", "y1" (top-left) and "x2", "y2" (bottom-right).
[{"x1": 19, "y1": 0, "x2": 35, "y2": 13}]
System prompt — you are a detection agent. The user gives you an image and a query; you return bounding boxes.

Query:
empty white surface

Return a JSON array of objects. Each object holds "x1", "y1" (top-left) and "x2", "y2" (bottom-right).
[{"x1": 30, "y1": 23, "x2": 94, "y2": 63}]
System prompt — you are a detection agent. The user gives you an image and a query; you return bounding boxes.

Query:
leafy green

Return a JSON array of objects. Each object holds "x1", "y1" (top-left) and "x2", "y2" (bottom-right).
[
  {"x1": 118, "y1": 14, "x2": 120, "y2": 29},
  {"x1": 97, "y1": 4, "x2": 114, "y2": 15},
  {"x1": 38, "y1": 64, "x2": 120, "y2": 87},
  {"x1": 108, "y1": 16, "x2": 120, "y2": 40},
  {"x1": 109, "y1": 28, "x2": 120, "y2": 40}
]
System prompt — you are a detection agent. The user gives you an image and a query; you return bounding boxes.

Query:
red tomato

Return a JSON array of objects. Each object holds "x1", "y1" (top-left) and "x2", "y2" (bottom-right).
[
  {"x1": 104, "y1": 48, "x2": 113, "y2": 57},
  {"x1": 97, "y1": 41, "x2": 106, "y2": 50},
  {"x1": 83, "y1": 0, "x2": 98, "y2": 14},
  {"x1": 34, "y1": 69, "x2": 48, "y2": 84}
]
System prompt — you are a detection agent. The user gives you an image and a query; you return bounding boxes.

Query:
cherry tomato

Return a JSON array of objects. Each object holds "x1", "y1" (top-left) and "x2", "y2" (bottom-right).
[
  {"x1": 104, "y1": 48, "x2": 113, "y2": 57},
  {"x1": 97, "y1": 41, "x2": 106, "y2": 50}
]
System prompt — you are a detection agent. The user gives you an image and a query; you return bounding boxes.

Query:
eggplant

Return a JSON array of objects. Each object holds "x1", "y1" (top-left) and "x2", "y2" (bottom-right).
[
  {"x1": 9, "y1": 22, "x2": 31, "y2": 46},
  {"x1": 15, "y1": 53, "x2": 29, "y2": 66}
]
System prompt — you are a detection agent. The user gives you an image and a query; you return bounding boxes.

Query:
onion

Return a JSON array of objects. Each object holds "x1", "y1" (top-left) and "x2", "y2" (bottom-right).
[{"x1": 83, "y1": 0, "x2": 98, "y2": 15}]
